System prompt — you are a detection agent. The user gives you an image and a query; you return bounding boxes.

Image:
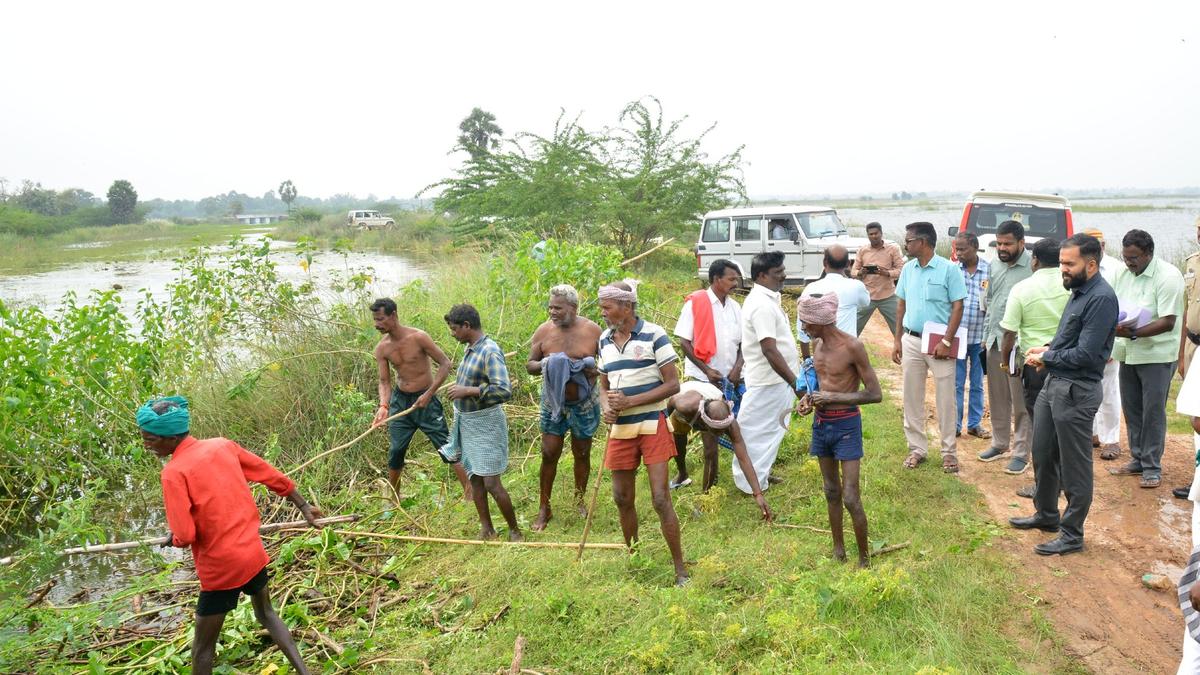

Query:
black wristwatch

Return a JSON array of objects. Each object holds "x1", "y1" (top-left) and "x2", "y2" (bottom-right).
[{"x1": 1130, "y1": 332, "x2": 1139, "y2": 341}]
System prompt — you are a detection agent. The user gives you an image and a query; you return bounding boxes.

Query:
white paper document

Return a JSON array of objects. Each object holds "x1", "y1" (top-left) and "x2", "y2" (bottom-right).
[
  {"x1": 1117, "y1": 299, "x2": 1152, "y2": 329},
  {"x1": 921, "y1": 321, "x2": 968, "y2": 360}
]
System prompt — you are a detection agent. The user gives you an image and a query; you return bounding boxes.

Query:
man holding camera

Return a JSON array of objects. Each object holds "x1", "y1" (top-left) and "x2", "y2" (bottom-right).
[{"x1": 853, "y1": 222, "x2": 905, "y2": 336}]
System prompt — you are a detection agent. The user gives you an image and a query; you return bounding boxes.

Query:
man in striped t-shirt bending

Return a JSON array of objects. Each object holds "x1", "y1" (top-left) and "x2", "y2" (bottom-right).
[{"x1": 597, "y1": 281, "x2": 688, "y2": 586}]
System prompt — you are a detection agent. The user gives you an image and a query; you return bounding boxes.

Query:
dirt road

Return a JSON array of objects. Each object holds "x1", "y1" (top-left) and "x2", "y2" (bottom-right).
[{"x1": 859, "y1": 316, "x2": 1190, "y2": 674}]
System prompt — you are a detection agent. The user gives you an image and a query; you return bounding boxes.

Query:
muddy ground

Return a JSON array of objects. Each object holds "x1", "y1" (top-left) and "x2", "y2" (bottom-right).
[{"x1": 859, "y1": 316, "x2": 1190, "y2": 674}]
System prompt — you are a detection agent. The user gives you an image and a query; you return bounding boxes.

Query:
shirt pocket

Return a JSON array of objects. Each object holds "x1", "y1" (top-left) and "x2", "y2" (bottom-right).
[{"x1": 923, "y1": 279, "x2": 950, "y2": 305}]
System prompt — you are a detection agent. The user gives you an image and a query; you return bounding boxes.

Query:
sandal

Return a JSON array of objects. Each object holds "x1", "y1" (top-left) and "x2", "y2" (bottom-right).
[
  {"x1": 1140, "y1": 475, "x2": 1161, "y2": 489},
  {"x1": 903, "y1": 451, "x2": 926, "y2": 469},
  {"x1": 1099, "y1": 444, "x2": 1121, "y2": 460},
  {"x1": 942, "y1": 455, "x2": 960, "y2": 474}
]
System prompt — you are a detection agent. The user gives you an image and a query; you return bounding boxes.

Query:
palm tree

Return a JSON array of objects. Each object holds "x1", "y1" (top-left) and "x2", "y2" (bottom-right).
[{"x1": 456, "y1": 108, "x2": 503, "y2": 160}]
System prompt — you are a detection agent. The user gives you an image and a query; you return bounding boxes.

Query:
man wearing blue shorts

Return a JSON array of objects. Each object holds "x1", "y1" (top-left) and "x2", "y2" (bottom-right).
[
  {"x1": 526, "y1": 285, "x2": 603, "y2": 531},
  {"x1": 795, "y1": 293, "x2": 883, "y2": 567}
]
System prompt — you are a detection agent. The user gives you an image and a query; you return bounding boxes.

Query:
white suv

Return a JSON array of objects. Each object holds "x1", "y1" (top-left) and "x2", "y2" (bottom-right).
[
  {"x1": 949, "y1": 191, "x2": 1073, "y2": 262},
  {"x1": 694, "y1": 205, "x2": 869, "y2": 286},
  {"x1": 346, "y1": 210, "x2": 395, "y2": 230}
]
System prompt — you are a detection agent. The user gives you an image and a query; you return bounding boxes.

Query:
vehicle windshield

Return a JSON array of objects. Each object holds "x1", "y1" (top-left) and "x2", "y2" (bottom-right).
[
  {"x1": 968, "y1": 203, "x2": 1066, "y2": 239},
  {"x1": 795, "y1": 211, "x2": 846, "y2": 238}
]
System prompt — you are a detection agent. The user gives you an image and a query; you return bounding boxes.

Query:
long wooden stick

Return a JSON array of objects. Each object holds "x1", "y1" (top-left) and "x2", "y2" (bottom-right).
[
  {"x1": 620, "y1": 237, "x2": 676, "y2": 267},
  {"x1": 578, "y1": 373, "x2": 618, "y2": 562},
  {"x1": 292, "y1": 407, "x2": 419, "y2": 473},
  {"x1": 333, "y1": 529, "x2": 625, "y2": 550},
  {"x1": 0, "y1": 515, "x2": 359, "y2": 566}
]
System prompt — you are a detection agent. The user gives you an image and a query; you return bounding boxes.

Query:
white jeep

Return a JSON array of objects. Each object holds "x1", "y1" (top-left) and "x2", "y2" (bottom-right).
[{"x1": 346, "y1": 210, "x2": 395, "y2": 230}]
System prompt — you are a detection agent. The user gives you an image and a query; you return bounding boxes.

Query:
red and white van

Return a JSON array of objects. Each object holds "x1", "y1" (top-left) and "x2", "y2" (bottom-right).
[{"x1": 949, "y1": 191, "x2": 1073, "y2": 262}]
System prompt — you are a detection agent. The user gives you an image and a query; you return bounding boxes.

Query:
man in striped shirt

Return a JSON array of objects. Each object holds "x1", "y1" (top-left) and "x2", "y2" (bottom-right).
[{"x1": 596, "y1": 281, "x2": 688, "y2": 586}]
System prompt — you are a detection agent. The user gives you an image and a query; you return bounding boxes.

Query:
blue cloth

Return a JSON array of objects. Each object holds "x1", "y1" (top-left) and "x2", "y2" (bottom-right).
[
  {"x1": 956, "y1": 342, "x2": 985, "y2": 431},
  {"x1": 896, "y1": 255, "x2": 968, "y2": 332},
  {"x1": 959, "y1": 259, "x2": 989, "y2": 344},
  {"x1": 136, "y1": 396, "x2": 190, "y2": 436},
  {"x1": 439, "y1": 403, "x2": 510, "y2": 478},
  {"x1": 716, "y1": 377, "x2": 745, "y2": 452},
  {"x1": 541, "y1": 352, "x2": 596, "y2": 422},
  {"x1": 809, "y1": 412, "x2": 864, "y2": 461},
  {"x1": 795, "y1": 357, "x2": 819, "y2": 394}
]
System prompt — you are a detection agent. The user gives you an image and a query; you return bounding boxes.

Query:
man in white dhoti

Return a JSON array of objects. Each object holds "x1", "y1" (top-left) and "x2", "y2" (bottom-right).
[
  {"x1": 1173, "y1": 355, "x2": 1200, "y2": 674},
  {"x1": 1084, "y1": 228, "x2": 1124, "y2": 460},
  {"x1": 734, "y1": 251, "x2": 802, "y2": 494}
]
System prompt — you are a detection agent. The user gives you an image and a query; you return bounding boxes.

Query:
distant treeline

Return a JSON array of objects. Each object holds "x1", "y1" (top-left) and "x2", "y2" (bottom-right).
[{"x1": 144, "y1": 191, "x2": 432, "y2": 220}]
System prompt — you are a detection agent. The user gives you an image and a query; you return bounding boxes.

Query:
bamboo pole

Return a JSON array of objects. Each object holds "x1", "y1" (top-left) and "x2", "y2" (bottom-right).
[
  {"x1": 332, "y1": 529, "x2": 625, "y2": 550},
  {"x1": 620, "y1": 237, "x2": 676, "y2": 267},
  {"x1": 292, "y1": 406, "x2": 419, "y2": 473},
  {"x1": 0, "y1": 515, "x2": 358, "y2": 566},
  {"x1": 578, "y1": 372, "x2": 620, "y2": 561}
]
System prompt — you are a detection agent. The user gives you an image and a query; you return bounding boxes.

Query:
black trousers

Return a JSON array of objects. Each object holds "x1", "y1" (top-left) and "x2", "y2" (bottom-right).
[{"x1": 1031, "y1": 375, "x2": 1102, "y2": 543}]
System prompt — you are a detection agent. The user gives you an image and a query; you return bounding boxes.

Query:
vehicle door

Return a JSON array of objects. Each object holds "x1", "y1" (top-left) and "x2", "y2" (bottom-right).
[
  {"x1": 696, "y1": 216, "x2": 732, "y2": 281},
  {"x1": 765, "y1": 214, "x2": 805, "y2": 283},
  {"x1": 796, "y1": 211, "x2": 844, "y2": 281},
  {"x1": 731, "y1": 215, "x2": 765, "y2": 282}
]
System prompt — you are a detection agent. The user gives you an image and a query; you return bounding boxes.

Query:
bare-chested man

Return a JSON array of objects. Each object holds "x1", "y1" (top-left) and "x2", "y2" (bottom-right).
[
  {"x1": 526, "y1": 285, "x2": 603, "y2": 531},
  {"x1": 666, "y1": 381, "x2": 772, "y2": 521},
  {"x1": 369, "y1": 298, "x2": 471, "y2": 498},
  {"x1": 795, "y1": 292, "x2": 883, "y2": 567}
]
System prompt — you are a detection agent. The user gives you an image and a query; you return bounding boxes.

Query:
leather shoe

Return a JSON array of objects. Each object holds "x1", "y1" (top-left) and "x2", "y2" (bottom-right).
[
  {"x1": 1176, "y1": 486, "x2": 1193, "y2": 500},
  {"x1": 1034, "y1": 537, "x2": 1083, "y2": 556},
  {"x1": 1008, "y1": 515, "x2": 1059, "y2": 532}
]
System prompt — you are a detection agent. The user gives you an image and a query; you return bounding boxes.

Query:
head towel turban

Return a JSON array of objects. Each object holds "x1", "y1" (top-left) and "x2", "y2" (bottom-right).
[
  {"x1": 797, "y1": 292, "x2": 839, "y2": 326},
  {"x1": 698, "y1": 398, "x2": 735, "y2": 430},
  {"x1": 136, "y1": 396, "x2": 190, "y2": 436},
  {"x1": 597, "y1": 279, "x2": 640, "y2": 304}
]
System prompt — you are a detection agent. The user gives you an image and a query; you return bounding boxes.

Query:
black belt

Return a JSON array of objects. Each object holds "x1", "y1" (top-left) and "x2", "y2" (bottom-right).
[
  {"x1": 904, "y1": 328, "x2": 921, "y2": 338},
  {"x1": 1189, "y1": 330, "x2": 1200, "y2": 347}
]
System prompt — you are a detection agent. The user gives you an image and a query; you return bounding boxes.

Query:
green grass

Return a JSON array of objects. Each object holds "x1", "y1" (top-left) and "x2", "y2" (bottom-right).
[
  {"x1": 0, "y1": 221, "x2": 266, "y2": 276},
  {"x1": 346, "y1": 352, "x2": 1070, "y2": 673}
]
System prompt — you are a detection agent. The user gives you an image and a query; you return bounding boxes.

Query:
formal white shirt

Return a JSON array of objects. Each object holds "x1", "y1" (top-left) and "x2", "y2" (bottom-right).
[
  {"x1": 796, "y1": 273, "x2": 870, "y2": 343},
  {"x1": 674, "y1": 288, "x2": 742, "y2": 380},
  {"x1": 742, "y1": 284, "x2": 800, "y2": 387}
]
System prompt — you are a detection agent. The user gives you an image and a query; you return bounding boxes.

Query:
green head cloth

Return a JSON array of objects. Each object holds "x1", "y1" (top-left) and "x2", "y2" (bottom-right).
[{"x1": 136, "y1": 396, "x2": 190, "y2": 436}]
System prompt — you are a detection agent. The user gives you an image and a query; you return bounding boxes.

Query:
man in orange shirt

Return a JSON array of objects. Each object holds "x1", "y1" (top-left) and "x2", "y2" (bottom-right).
[{"x1": 138, "y1": 396, "x2": 322, "y2": 675}]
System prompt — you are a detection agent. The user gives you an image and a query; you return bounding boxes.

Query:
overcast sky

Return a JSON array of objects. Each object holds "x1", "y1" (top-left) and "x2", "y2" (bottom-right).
[{"x1": 3, "y1": 1, "x2": 1198, "y2": 202}]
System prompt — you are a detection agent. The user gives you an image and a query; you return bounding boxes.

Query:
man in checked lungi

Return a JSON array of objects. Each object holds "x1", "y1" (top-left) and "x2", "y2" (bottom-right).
[{"x1": 441, "y1": 303, "x2": 523, "y2": 541}]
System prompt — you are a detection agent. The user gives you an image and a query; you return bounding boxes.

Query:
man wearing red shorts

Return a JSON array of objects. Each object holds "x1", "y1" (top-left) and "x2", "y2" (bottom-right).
[{"x1": 597, "y1": 281, "x2": 687, "y2": 586}]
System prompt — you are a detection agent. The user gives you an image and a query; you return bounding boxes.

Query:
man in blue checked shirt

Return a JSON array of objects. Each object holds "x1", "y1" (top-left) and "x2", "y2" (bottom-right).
[
  {"x1": 954, "y1": 232, "x2": 991, "y2": 440},
  {"x1": 442, "y1": 304, "x2": 522, "y2": 542}
]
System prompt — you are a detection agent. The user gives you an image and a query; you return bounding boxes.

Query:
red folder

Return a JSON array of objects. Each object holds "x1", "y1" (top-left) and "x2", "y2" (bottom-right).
[{"x1": 924, "y1": 330, "x2": 960, "y2": 357}]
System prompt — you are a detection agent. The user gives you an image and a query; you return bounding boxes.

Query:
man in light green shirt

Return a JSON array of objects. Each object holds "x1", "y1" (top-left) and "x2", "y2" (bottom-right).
[
  {"x1": 999, "y1": 239, "x2": 1070, "y2": 497},
  {"x1": 1108, "y1": 229, "x2": 1185, "y2": 488}
]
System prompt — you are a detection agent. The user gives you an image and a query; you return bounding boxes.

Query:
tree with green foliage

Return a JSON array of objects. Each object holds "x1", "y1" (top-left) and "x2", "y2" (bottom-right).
[
  {"x1": 106, "y1": 180, "x2": 138, "y2": 223},
  {"x1": 601, "y1": 97, "x2": 745, "y2": 256},
  {"x1": 293, "y1": 207, "x2": 322, "y2": 227},
  {"x1": 429, "y1": 112, "x2": 607, "y2": 242},
  {"x1": 456, "y1": 107, "x2": 504, "y2": 160},
  {"x1": 279, "y1": 180, "x2": 298, "y2": 213},
  {"x1": 429, "y1": 99, "x2": 745, "y2": 257},
  {"x1": 229, "y1": 199, "x2": 245, "y2": 217}
]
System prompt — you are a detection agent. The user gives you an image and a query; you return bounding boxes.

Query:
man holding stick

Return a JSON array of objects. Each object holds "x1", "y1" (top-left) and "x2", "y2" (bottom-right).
[
  {"x1": 138, "y1": 396, "x2": 322, "y2": 675},
  {"x1": 527, "y1": 284, "x2": 603, "y2": 531},
  {"x1": 369, "y1": 297, "x2": 471, "y2": 499},
  {"x1": 596, "y1": 280, "x2": 688, "y2": 586},
  {"x1": 794, "y1": 293, "x2": 883, "y2": 567}
]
